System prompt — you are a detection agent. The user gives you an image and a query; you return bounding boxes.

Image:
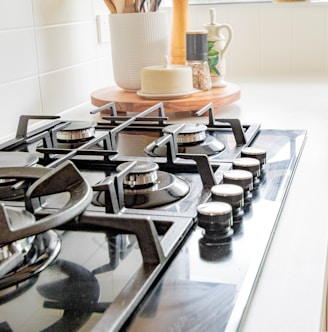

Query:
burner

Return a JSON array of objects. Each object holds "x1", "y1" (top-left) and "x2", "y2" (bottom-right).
[
  {"x1": 0, "y1": 152, "x2": 39, "y2": 186},
  {"x1": 0, "y1": 231, "x2": 61, "y2": 290},
  {"x1": 0, "y1": 235, "x2": 35, "y2": 278},
  {"x1": 93, "y1": 161, "x2": 190, "y2": 209},
  {"x1": 117, "y1": 161, "x2": 159, "y2": 188},
  {"x1": 118, "y1": 161, "x2": 190, "y2": 208},
  {"x1": 56, "y1": 121, "x2": 96, "y2": 142},
  {"x1": 144, "y1": 123, "x2": 225, "y2": 157},
  {"x1": 164, "y1": 123, "x2": 208, "y2": 144}
]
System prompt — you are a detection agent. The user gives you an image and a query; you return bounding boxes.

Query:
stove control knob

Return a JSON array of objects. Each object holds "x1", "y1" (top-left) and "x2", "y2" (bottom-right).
[
  {"x1": 223, "y1": 169, "x2": 253, "y2": 208},
  {"x1": 197, "y1": 201, "x2": 233, "y2": 239},
  {"x1": 211, "y1": 184, "x2": 244, "y2": 223},
  {"x1": 197, "y1": 201, "x2": 234, "y2": 261},
  {"x1": 241, "y1": 147, "x2": 266, "y2": 172},
  {"x1": 233, "y1": 157, "x2": 261, "y2": 188}
]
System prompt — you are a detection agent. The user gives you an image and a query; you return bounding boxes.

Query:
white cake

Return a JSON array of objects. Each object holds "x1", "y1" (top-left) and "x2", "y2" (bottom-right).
[{"x1": 140, "y1": 63, "x2": 193, "y2": 95}]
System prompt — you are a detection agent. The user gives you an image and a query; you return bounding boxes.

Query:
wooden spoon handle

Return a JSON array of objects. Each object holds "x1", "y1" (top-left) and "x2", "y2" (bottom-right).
[
  {"x1": 104, "y1": 0, "x2": 117, "y2": 13},
  {"x1": 124, "y1": 0, "x2": 136, "y2": 12}
]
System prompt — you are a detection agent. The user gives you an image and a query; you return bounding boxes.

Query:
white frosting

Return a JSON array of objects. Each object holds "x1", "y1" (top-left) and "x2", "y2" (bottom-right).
[{"x1": 140, "y1": 64, "x2": 193, "y2": 94}]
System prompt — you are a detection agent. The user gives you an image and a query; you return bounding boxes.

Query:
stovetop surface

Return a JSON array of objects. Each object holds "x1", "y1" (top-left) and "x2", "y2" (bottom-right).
[
  {"x1": 0, "y1": 104, "x2": 306, "y2": 332},
  {"x1": 122, "y1": 128, "x2": 306, "y2": 332}
]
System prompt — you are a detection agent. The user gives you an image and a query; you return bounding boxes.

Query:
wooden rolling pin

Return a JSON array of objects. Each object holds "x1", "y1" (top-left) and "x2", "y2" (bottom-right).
[{"x1": 170, "y1": 0, "x2": 189, "y2": 65}]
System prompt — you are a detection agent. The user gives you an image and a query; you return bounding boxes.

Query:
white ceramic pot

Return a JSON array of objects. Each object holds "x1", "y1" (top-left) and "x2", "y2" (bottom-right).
[{"x1": 109, "y1": 12, "x2": 169, "y2": 92}]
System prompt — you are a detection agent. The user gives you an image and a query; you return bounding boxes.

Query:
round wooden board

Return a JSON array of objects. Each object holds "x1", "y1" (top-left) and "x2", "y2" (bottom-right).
[{"x1": 90, "y1": 82, "x2": 240, "y2": 113}]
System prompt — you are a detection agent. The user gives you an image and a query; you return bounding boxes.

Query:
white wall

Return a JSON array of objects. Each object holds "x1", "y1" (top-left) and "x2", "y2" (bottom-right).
[
  {"x1": 0, "y1": 1, "x2": 327, "y2": 142},
  {"x1": 189, "y1": 3, "x2": 328, "y2": 77},
  {"x1": 0, "y1": 0, "x2": 113, "y2": 142}
]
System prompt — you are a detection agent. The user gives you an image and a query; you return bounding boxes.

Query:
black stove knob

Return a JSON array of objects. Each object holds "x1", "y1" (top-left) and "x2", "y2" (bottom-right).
[
  {"x1": 197, "y1": 201, "x2": 233, "y2": 239},
  {"x1": 233, "y1": 157, "x2": 261, "y2": 188},
  {"x1": 223, "y1": 169, "x2": 253, "y2": 208},
  {"x1": 241, "y1": 147, "x2": 266, "y2": 173},
  {"x1": 211, "y1": 183, "x2": 244, "y2": 223}
]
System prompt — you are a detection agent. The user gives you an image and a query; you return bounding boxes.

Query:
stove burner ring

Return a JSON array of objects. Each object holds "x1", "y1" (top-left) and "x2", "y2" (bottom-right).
[
  {"x1": 122, "y1": 171, "x2": 190, "y2": 208},
  {"x1": 117, "y1": 161, "x2": 159, "y2": 188},
  {"x1": 56, "y1": 121, "x2": 96, "y2": 142},
  {"x1": 93, "y1": 161, "x2": 190, "y2": 209},
  {"x1": 163, "y1": 123, "x2": 208, "y2": 145},
  {"x1": 145, "y1": 124, "x2": 225, "y2": 157},
  {"x1": 0, "y1": 236, "x2": 34, "y2": 272},
  {"x1": 0, "y1": 231, "x2": 61, "y2": 291}
]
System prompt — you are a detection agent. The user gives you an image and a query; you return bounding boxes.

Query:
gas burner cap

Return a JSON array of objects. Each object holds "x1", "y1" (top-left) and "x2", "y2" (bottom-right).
[
  {"x1": 117, "y1": 161, "x2": 159, "y2": 188},
  {"x1": 163, "y1": 123, "x2": 207, "y2": 144},
  {"x1": 145, "y1": 123, "x2": 225, "y2": 157},
  {"x1": 56, "y1": 121, "x2": 96, "y2": 142}
]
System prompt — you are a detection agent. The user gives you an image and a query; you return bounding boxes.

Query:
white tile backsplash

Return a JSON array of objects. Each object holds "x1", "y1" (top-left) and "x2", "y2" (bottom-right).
[
  {"x1": 292, "y1": 6, "x2": 326, "y2": 73},
  {"x1": 228, "y1": 5, "x2": 262, "y2": 76},
  {"x1": 39, "y1": 62, "x2": 100, "y2": 115},
  {"x1": 0, "y1": 0, "x2": 34, "y2": 30},
  {"x1": 0, "y1": 77, "x2": 42, "y2": 142},
  {"x1": 260, "y1": 7, "x2": 293, "y2": 74},
  {"x1": 32, "y1": 0, "x2": 93, "y2": 26},
  {"x1": 0, "y1": 29, "x2": 38, "y2": 84},
  {"x1": 36, "y1": 22, "x2": 97, "y2": 73},
  {"x1": 0, "y1": 0, "x2": 328, "y2": 141}
]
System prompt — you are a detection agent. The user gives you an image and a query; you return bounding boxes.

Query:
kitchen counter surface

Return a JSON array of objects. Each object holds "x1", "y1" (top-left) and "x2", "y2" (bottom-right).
[
  {"x1": 75, "y1": 75, "x2": 328, "y2": 332},
  {"x1": 170, "y1": 75, "x2": 328, "y2": 332}
]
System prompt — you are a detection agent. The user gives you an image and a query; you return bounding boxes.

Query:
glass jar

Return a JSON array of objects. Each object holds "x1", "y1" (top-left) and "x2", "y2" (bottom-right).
[{"x1": 186, "y1": 30, "x2": 212, "y2": 91}]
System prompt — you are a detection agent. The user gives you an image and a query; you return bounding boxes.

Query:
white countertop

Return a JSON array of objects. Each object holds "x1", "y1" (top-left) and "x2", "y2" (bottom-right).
[
  {"x1": 150, "y1": 75, "x2": 328, "y2": 332},
  {"x1": 190, "y1": 75, "x2": 328, "y2": 332},
  {"x1": 67, "y1": 75, "x2": 328, "y2": 332},
  {"x1": 238, "y1": 76, "x2": 328, "y2": 332}
]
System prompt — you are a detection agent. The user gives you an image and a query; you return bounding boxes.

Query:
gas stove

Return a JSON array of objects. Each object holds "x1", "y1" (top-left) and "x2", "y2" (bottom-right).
[{"x1": 0, "y1": 102, "x2": 306, "y2": 332}]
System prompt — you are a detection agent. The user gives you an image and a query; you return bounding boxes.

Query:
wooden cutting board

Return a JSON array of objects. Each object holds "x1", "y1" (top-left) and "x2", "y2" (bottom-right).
[{"x1": 90, "y1": 82, "x2": 240, "y2": 114}]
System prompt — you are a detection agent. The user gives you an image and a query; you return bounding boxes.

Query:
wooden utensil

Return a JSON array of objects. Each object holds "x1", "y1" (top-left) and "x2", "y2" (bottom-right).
[
  {"x1": 104, "y1": 0, "x2": 117, "y2": 13},
  {"x1": 150, "y1": 0, "x2": 159, "y2": 11},
  {"x1": 124, "y1": 0, "x2": 136, "y2": 12},
  {"x1": 113, "y1": 0, "x2": 125, "y2": 13},
  {"x1": 139, "y1": 0, "x2": 146, "y2": 11},
  {"x1": 135, "y1": 0, "x2": 141, "y2": 12}
]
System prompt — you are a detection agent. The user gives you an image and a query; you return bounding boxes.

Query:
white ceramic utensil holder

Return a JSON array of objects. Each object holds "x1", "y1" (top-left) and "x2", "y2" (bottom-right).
[{"x1": 109, "y1": 12, "x2": 169, "y2": 91}]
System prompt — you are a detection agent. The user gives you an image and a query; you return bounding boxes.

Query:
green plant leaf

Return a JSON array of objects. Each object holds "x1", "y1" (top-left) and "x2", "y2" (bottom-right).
[
  {"x1": 210, "y1": 67, "x2": 221, "y2": 76},
  {"x1": 208, "y1": 49, "x2": 219, "y2": 56},
  {"x1": 208, "y1": 41, "x2": 215, "y2": 49},
  {"x1": 209, "y1": 56, "x2": 219, "y2": 67},
  {"x1": 213, "y1": 56, "x2": 219, "y2": 66}
]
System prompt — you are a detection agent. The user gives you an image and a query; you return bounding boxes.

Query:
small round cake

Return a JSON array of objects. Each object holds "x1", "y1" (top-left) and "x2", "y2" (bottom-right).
[{"x1": 140, "y1": 61, "x2": 193, "y2": 95}]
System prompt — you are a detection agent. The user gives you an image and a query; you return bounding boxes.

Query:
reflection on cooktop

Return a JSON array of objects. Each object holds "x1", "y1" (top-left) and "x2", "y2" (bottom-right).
[{"x1": 127, "y1": 279, "x2": 237, "y2": 332}]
